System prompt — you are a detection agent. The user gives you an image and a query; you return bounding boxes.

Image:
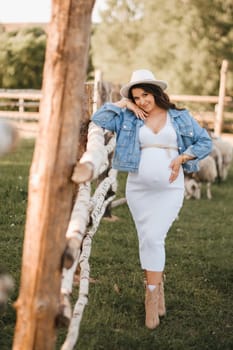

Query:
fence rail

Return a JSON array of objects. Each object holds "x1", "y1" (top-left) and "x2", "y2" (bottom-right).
[
  {"x1": 0, "y1": 87, "x2": 233, "y2": 135},
  {"x1": 170, "y1": 94, "x2": 232, "y2": 104}
]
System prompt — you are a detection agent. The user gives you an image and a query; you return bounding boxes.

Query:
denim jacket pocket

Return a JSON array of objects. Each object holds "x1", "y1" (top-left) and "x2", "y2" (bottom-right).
[
  {"x1": 179, "y1": 124, "x2": 194, "y2": 138},
  {"x1": 117, "y1": 121, "x2": 134, "y2": 147}
]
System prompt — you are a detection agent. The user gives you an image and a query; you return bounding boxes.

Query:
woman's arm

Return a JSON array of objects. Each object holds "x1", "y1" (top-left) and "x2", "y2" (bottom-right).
[
  {"x1": 91, "y1": 102, "x2": 123, "y2": 132},
  {"x1": 113, "y1": 98, "x2": 148, "y2": 120},
  {"x1": 91, "y1": 98, "x2": 147, "y2": 131}
]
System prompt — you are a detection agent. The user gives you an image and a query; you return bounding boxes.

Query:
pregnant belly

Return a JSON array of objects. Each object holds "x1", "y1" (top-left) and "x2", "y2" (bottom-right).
[{"x1": 136, "y1": 149, "x2": 177, "y2": 186}]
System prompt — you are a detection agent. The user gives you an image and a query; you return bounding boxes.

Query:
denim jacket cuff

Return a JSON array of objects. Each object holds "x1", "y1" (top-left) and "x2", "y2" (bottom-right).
[
  {"x1": 183, "y1": 158, "x2": 199, "y2": 173},
  {"x1": 183, "y1": 146, "x2": 197, "y2": 158}
]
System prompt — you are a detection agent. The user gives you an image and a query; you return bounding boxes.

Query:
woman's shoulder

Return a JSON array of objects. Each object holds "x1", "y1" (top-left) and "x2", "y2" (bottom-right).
[
  {"x1": 169, "y1": 108, "x2": 194, "y2": 124},
  {"x1": 169, "y1": 108, "x2": 191, "y2": 118}
]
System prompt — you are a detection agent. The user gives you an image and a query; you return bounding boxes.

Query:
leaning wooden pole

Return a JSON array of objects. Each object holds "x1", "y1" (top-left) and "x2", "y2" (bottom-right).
[{"x1": 13, "y1": 1, "x2": 95, "y2": 349}]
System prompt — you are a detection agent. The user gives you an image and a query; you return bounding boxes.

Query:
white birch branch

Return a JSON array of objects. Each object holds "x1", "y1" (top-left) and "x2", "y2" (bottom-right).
[
  {"x1": 72, "y1": 122, "x2": 116, "y2": 183},
  {"x1": 61, "y1": 258, "x2": 80, "y2": 296},
  {"x1": 60, "y1": 294, "x2": 88, "y2": 350},
  {"x1": 61, "y1": 169, "x2": 118, "y2": 349},
  {"x1": 98, "y1": 135, "x2": 116, "y2": 176},
  {"x1": 61, "y1": 108, "x2": 118, "y2": 348},
  {"x1": 89, "y1": 169, "x2": 118, "y2": 235},
  {"x1": 111, "y1": 197, "x2": 127, "y2": 208},
  {"x1": 62, "y1": 183, "x2": 91, "y2": 269},
  {"x1": 72, "y1": 122, "x2": 106, "y2": 182},
  {"x1": 66, "y1": 183, "x2": 91, "y2": 240}
]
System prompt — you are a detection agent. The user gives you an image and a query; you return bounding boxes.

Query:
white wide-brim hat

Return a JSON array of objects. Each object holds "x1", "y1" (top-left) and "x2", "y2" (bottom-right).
[{"x1": 120, "y1": 69, "x2": 168, "y2": 98}]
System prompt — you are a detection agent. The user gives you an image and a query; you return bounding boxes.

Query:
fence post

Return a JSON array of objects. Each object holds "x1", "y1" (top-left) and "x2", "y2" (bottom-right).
[
  {"x1": 19, "y1": 98, "x2": 24, "y2": 113},
  {"x1": 93, "y1": 69, "x2": 103, "y2": 113},
  {"x1": 214, "y1": 59, "x2": 228, "y2": 136},
  {"x1": 12, "y1": 1, "x2": 95, "y2": 349}
]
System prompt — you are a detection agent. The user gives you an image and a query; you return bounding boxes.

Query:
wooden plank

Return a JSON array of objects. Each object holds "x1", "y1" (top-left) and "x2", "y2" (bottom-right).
[
  {"x1": 170, "y1": 94, "x2": 232, "y2": 104},
  {"x1": 0, "y1": 90, "x2": 232, "y2": 105},
  {"x1": 0, "y1": 111, "x2": 39, "y2": 120},
  {"x1": 0, "y1": 90, "x2": 42, "y2": 100},
  {"x1": 0, "y1": 102, "x2": 39, "y2": 108}
]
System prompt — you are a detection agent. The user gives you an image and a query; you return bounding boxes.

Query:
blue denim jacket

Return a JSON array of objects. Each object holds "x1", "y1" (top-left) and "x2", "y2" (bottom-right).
[{"x1": 91, "y1": 103, "x2": 212, "y2": 173}]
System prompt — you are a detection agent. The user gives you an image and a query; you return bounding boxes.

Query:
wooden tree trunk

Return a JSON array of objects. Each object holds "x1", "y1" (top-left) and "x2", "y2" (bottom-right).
[{"x1": 13, "y1": 1, "x2": 95, "y2": 349}]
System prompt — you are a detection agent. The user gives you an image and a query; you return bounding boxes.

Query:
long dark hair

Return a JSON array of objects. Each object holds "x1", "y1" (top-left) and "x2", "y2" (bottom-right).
[{"x1": 128, "y1": 83, "x2": 184, "y2": 110}]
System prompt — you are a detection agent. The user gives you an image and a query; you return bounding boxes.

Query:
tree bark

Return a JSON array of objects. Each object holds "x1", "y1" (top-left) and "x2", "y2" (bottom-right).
[{"x1": 13, "y1": 1, "x2": 95, "y2": 349}]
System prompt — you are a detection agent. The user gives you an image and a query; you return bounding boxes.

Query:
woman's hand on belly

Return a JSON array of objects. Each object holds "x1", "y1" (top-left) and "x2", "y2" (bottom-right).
[{"x1": 169, "y1": 155, "x2": 183, "y2": 183}]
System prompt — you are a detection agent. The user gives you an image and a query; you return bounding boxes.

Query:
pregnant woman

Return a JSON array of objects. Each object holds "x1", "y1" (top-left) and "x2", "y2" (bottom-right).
[{"x1": 91, "y1": 69, "x2": 212, "y2": 329}]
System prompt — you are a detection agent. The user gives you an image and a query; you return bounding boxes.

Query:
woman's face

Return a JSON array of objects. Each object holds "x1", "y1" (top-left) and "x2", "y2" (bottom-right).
[{"x1": 131, "y1": 88, "x2": 156, "y2": 113}]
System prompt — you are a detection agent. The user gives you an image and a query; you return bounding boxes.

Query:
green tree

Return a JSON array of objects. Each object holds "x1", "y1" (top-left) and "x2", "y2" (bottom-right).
[
  {"x1": 0, "y1": 27, "x2": 46, "y2": 89},
  {"x1": 91, "y1": 0, "x2": 143, "y2": 83},
  {"x1": 0, "y1": 26, "x2": 96, "y2": 88},
  {"x1": 91, "y1": 0, "x2": 233, "y2": 95},
  {"x1": 191, "y1": 0, "x2": 233, "y2": 94}
]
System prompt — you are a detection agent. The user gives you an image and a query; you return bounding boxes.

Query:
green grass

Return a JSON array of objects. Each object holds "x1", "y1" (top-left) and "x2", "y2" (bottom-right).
[{"x1": 0, "y1": 139, "x2": 233, "y2": 350}]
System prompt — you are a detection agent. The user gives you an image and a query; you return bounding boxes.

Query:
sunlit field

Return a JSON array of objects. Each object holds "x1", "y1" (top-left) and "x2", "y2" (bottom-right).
[{"x1": 0, "y1": 139, "x2": 232, "y2": 350}]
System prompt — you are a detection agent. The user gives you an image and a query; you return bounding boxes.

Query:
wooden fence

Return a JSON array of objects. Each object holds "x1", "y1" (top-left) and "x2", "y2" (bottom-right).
[
  {"x1": 1, "y1": 89, "x2": 232, "y2": 134},
  {"x1": 0, "y1": 63, "x2": 232, "y2": 136}
]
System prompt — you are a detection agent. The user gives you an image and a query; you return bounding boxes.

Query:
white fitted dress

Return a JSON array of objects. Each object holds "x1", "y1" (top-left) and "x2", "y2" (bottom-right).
[{"x1": 126, "y1": 114, "x2": 184, "y2": 271}]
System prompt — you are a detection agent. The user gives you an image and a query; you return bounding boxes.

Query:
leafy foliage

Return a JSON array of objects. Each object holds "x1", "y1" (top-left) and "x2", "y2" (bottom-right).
[
  {"x1": 1, "y1": 1, "x2": 232, "y2": 94},
  {"x1": 0, "y1": 25, "x2": 96, "y2": 88},
  {"x1": 0, "y1": 27, "x2": 46, "y2": 89},
  {"x1": 91, "y1": 0, "x2": 233, "y2": 95}
]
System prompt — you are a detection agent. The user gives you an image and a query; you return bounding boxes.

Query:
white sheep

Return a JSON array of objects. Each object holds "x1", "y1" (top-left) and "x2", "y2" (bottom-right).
[
  {"x1": 185, "y1": 155, "x2": 217, "y2": 200},
  {"x1": 210, "y1": 143, "x2": 223, "y2": 182},
  {"x1": 193, "y1": 155, "x2": 218, "y2": 199},
  {"x1": 0, "y1": 120, "x2": 18, "y2": 157},
  {"x1": 0, "y1": 272, "x2": 14, "y2": 312},
  {"x1": 184, "y1": 177, "x2": 201, "y2": 199},
  {"x1": 212, "y1": 137, "x2": 233, "y2": 181}
]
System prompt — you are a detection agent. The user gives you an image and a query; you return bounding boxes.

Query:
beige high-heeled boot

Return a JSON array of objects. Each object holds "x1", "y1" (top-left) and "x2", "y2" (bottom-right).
[
  {"x1": 145, "y1": 286, "x2": 160, "y2": 329},
  {"x1": 158, "y1": 280, "x2": 166, "y2": 317}
]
